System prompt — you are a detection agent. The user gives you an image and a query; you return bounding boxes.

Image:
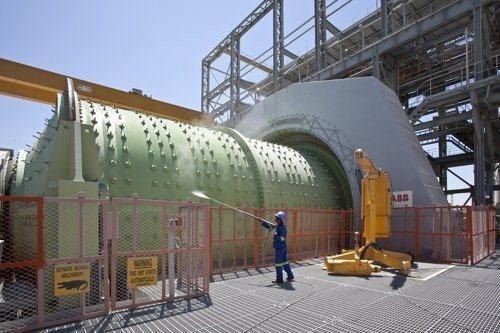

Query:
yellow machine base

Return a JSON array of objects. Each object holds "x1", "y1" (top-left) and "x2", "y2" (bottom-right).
[
  {"x1": 323, "y1": 245, "x2": 412, "y2": 276},
  {"x1": 323, "y1": 257, "x2": 381, "y2": 276}
]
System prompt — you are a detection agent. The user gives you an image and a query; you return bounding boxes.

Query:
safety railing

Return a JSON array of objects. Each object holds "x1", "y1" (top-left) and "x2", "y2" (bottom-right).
[
  {"x1": 377, "y1": 206, "x2": 496, "y2": 265},
  {"x1": 407, "y1": 56, "x2": 500, "y2": 111},
  {"x1": 0, "y1": 196, "x2": 210, "y2": 332},
  {"x1": 42, "y1": 197, "x2": 109, "y2": 327},
  {"x1": 208, "y1": 207, "x2": 354, "y2": 275},
  {"x1": 0, "y1": 196, "x2": 495, "y2": 332},
  {"x1": 469, "y1": 206, "x2": 496, "y2": 264},
  {"x1": 110, "y1": 198, "x2": 210, "y2": 311},
  {"x1": 0, "y1": 196, "x2": 43, "y2": 332}
]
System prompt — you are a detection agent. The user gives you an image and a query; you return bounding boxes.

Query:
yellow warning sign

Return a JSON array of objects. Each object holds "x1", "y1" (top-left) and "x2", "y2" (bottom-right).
[
  {"x1": 127, "y1": 256, "x2": 158, "y2": 288},
  {"x1": 54, "y1": 263, "x2": 90, "y2": 297}
]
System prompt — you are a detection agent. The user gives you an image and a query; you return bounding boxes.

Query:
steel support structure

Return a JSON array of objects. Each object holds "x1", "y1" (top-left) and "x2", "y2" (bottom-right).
[
  {"x1": 229, "y1": 33, "x2": 241, "y2": 118},
  {"x1": 380, "y1": 0, "x2": 390, "y2": 37},
  {"x1": 314, "y1": 0, "x2": 327, "y2": 73},
  {"x1": 438, "y1": 108, "x2": 447, "y2": 191},
  {"x1": 203, "y1": 0, "x2": 500, "y2": 205},
  {"x1": 471, "y1": 0, "x2": 488, "y2": 205},
  {"x1": 201, "y1": 60, "x2": 210, "y2": 114},
  {"x1": 201, "y1": 0, "x2": 275, "y2": 115},
  {"x1": 273, "y1": 0, "x2": 284, "y2": 90}
]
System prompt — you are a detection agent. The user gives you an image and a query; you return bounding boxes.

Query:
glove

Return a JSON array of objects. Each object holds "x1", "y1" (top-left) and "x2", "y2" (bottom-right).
[{"x1": 260, "y1": 219, "x2": 275, "y2": 230}]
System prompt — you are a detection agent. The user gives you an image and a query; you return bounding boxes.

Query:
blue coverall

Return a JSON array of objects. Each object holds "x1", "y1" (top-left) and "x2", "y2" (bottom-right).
[{"x1": 261, "y1": 221, "x2": 294, "y2": 282}]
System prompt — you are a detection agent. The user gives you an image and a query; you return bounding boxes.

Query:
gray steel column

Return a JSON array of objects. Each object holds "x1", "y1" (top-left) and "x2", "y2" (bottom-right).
[
  {"x1": 485, "y1": 160, "x2": 494, "y2": 204},
  {"x1": 494, "y1": 164, "x2": 500, "y2": 207},
  {"x1": 380, "y1": 0, "x2": 389, "y2": 37},
  {"x1": 472, "y1": 1, "x2": 486, "y2": 204},
  {"x1": 438, "y1": 108, "x2": 447, "y2": 190},
  {"x1": 273, "y1": 0, "x2": 284, "y2": 91},
  {"x1": 230, "y1": 33, "x2": 241, "y2": 117},
  {"x1": 372, "y1": 53, "x2": 381, "y2": 80},
  {"x1": 315, "y1": 0, "x2": 327, "y2": 73},
  {"x1": 473, "y1": 0, "x2": 484, "y2": 80},
  {"x1": 201, "y1": 60, "x2": 210, "y2": 113},
  {"x1": 471, "y1": 91, "x2": 485, "y2": 205}
]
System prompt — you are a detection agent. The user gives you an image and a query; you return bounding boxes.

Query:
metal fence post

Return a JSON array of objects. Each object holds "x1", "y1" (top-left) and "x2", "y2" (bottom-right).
[
  {"x1": 292, "y1": 210, "x2": 297, "y2": 260},
  {"x1": 207, "y1": 206, "x2": 213, "y2": 279},
  {"x1": 340, "y1": 211, "x2": 345, "y2": 251},
  {"x1": 467, "y1": 206, "x2": 474, "y2": 264},
  {"x1": 253, "y1": 208, "x2": 259, "y2": 269},
  {"x1": 414, "y1": 208, "x2": 420, "y2": 260},
  {"x1": 102, "y1": 201, "x2": 110, "y2": 314},
  {"x1": 36, "y1": 197, "x2": 45, "y2": 327}
]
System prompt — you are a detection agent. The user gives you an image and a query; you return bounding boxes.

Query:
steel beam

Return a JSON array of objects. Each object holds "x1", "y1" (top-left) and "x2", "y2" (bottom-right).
[
  {"x1": 380, "y1": 0, "x2": 389, "y2": 37},
  {"x1": 0, "y1": 58, "x2": 212, "y2": 124},
  {"x1": 273, "y1": 0, "x2": 284, "y2": 90},
  {"x1": 325, "y1": 19, "x2": 341, "y2": 35},
  {"x1": 203, "y1": 0, "x2": 274, "y2": 64},
  {"x1": 471, "y1": 90, "x2": 486, "y2": 204},
  {"x1": 445, "y1": 187, "x2": 473, "y2": 195},
  {"x1": 201, "y1": 60, "x2": 210, "y2": 113},
  {"x1": 230, "y1": 33, "x2": 241, "y2": 117},
  {"x1": 316, "y1": 0, "x2": 475, "y2": 81},
  {"x1": 222, "y1": 49, "x2": 273, "y2": 74},
  {"x1": 315, "y1": 0, "x2": 327, "y2": 73},
  {"x1": 474, "y1": 0, "x2": 485, "y2": 81},
  {"x1": 438, "y1": 108, "x2": 447, "y2": 190},
  {"x1": 284, "y1": 49, "x2": 299, "y2": 60},
  {"x1": 413, "y1": 111, "x2": 473, "y2": 131},
  {"x1": 417, "y1": 126, "x2": 473, "y2": 141},
  {"x1": 432, "y1": 152, "x2": 474, "y2": 168},
  {"x1": 206, "y1": 78, "x2": 231, "y2": 102}
]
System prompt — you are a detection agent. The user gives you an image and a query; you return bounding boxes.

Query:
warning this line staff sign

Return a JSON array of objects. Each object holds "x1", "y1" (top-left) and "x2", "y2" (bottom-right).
[{"x1": 127, "y1": 256, "x2": 158, "y2": 288}]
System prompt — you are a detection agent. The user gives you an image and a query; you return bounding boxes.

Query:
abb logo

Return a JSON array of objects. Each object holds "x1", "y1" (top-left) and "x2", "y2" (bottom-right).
[
  {"x1": 392, "y1": 191, "x2": 413, "y2": 208},
  {"x1": 392, "y1": 193, "x2": 409, "y2": 203}
]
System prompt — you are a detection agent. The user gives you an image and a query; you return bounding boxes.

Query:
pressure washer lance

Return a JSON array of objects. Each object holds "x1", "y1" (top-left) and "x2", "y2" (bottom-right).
[
  {"x1": 191, "y1": 191, "x2": 276, "y2": 263},
  {"x1": 191, "y1": 191, "x2": 276, "y2": 227}
]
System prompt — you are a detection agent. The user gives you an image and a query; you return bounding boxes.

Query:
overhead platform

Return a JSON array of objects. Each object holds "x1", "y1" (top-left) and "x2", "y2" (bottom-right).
[{"x1": 42, "y1": 259, "x2": 500, "y2": 332}]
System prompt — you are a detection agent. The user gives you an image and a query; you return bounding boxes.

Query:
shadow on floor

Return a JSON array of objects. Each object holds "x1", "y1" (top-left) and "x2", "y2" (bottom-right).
[
  {"x1": 47, "y1": 294, "x2": 213, "y2": 333},
  {"x1": 211, "y1": 259, "x2": 321, "y2": 282}
]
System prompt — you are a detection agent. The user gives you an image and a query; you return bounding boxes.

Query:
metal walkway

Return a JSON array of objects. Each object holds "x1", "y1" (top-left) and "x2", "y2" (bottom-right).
[
  {"x1": 476, "y1": 249, "x2": 500, "y2": 270},
  {"x1": 42, "y1": 260, "x2": 500, "y2": 333}
]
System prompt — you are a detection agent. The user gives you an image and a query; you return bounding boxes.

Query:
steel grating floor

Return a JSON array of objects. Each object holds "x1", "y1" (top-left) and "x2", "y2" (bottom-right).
[
  {"x1": 475, "y1": 250, "x2": 500, "y2": 270},
  {"x1": 42, "y1": 259, "x2": 500, "y2": 333}
]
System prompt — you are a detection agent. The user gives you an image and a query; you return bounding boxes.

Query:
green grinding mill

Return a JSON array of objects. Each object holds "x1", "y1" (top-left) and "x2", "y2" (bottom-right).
[{"x1": 10, "y1": 93, "x2": 351, "y2": 210}]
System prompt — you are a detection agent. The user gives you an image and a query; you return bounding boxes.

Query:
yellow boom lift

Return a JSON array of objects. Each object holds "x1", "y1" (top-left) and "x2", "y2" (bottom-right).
[{"x1": 323, "y1": 149, "x2": 413, "y2": 276}]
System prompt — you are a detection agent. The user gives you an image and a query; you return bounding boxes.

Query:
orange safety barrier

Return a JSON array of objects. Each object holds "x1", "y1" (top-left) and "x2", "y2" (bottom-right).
[
  {"x1": 377, "y1": 206, "x2": 496, "y2": 265},
  {"x1": 208, "y1": 207, "x2": 354, "y2": 275},
  {"x1": 0, "y1": 196, "x2": 44, "y2": 332},
  {"x1": 0, "y1": 195, "x2": 496, "y2": 332}
]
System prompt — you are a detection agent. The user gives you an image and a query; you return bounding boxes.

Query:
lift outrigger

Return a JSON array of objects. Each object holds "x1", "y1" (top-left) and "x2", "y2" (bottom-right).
[{"x1": 323, "y1": 149, "x2": 413, "y2": 276}]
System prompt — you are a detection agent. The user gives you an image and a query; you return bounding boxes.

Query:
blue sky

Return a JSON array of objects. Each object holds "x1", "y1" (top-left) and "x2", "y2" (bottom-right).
[
  {"x1": 0, "y1": 0, "x2": 472, "y2": 204},
  {"x1": 0, "y1": 0, "x2": 380, "y2": 150}
]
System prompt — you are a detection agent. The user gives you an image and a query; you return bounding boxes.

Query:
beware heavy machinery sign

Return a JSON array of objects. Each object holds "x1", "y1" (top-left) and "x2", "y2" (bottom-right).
[
  {"x1": 127, "y1": 256, "x2": 158, "y2": 288},
  {"x1": 54, "y1": 263, "x2": 90, "y2": 296}
]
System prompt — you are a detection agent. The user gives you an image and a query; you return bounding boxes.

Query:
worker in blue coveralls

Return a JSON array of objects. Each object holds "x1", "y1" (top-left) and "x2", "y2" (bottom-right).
[{"x1": 261, "y1": 211, "x2": 294, "y2": 283}]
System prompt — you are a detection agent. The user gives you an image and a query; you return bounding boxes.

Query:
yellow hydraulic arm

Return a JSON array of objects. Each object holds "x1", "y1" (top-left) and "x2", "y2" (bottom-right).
[
  {"x1": 356, "y1": 148, "x2": 391, "y2": 244},
  {"x1": 323, "y1": 149, "x2": 412, "y2": 276}
]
